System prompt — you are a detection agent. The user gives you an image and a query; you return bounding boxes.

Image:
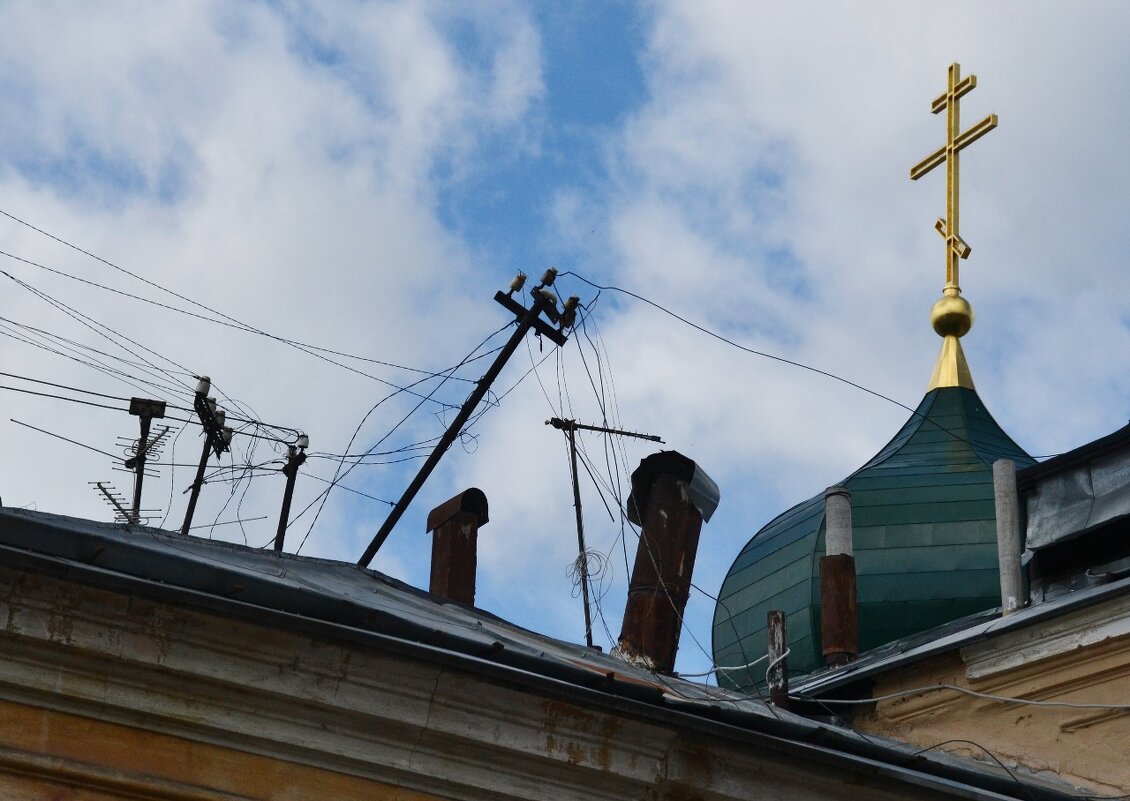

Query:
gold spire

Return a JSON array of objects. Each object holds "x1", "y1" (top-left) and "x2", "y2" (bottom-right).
[{"x1": 910, "y1": 63, "x2": 997, "y2": 391}]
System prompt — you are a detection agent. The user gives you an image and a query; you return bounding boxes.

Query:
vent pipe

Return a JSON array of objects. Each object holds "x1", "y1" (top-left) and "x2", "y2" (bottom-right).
[
  {"x1": 820, "y1": 486, "x2": 858, "y2": 666},
  {"x1": 616, "y1": 451, "x2": 719, "y2": 673},
  {"x1": 993, "y1": 459, "x2": 1023, "y2": 615},
  {"x1": 425, "y1": 488, "x2": 488, "y2": 606}
]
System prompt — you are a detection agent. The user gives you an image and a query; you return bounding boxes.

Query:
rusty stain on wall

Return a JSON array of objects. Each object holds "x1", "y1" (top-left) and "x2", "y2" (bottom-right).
[{"x1": 542, "y1": 699, "x2": 623, "y2": 771}]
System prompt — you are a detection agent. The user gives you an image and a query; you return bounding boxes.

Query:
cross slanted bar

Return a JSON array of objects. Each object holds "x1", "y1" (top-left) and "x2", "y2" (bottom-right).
[{"x1": 910, "y1": 63, "x2": 997, "y2": 294}]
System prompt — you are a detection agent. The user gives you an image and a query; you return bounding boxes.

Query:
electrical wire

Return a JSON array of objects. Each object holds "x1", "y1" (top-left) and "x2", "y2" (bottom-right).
[
  {"x1": 913, "y1": 739, "x2": 1036, "y2": 801},
  {"x1": 0, "y1": 314, "x2": 197, "y2": 376},
  {"x1": 559, "y1": 271, "x2": 1062, "y2": 461},
  {"x1": 0, "y1": 383, "x2": 125, "y2": 412},
  {"x1": 0, "y1": 214, "x2": 481, "y2": 404},
  {"x1": 291, "y1": 322, "x2": 512, "y2": 555},
  {"x1": 10, "y1": 418, "x2": 119, "y2": 459},
  {"x1": 0, "y1": 318, "x2": 191, "y2": 399},
  {"x1": 0, "y1": 370, "x2": 301, "y2": 452},
  {"x1": 1, "y1": 269, "x2": 195, "y2": 398},
  {"x1": 675, "y1": 653, "x2": 770, "y2": 679},
  {"x1": 0, "y1": 237, "x2": 476, "y2": 383},
  {"x1": 0, "y1": 370, "x2": 132, "y2": 402},
  {"x1": 795, "y1": 684, "x2": 1130, "y2": 711}
]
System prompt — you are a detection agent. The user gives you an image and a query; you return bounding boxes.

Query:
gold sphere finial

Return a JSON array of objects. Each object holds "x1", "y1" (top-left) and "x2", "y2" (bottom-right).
[{"x1": 930, "y1": 291, "x2": 973, "y2": 338}]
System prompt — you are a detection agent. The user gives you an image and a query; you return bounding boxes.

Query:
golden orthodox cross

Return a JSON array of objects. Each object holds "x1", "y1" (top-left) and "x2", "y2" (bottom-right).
[{"x1": 910, "y1": 63, "x2": 997, "y2": 295}]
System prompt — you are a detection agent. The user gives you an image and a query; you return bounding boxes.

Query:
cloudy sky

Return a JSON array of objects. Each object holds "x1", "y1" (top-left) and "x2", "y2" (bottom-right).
[{"x1": 1, "y1": 1, "x2": 1128, "y2": 678}]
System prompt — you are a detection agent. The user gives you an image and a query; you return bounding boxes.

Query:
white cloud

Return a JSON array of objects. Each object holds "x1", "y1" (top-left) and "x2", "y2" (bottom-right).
[{"x1": 2, "y1": 1, "x2": 1128, "y2": 680}]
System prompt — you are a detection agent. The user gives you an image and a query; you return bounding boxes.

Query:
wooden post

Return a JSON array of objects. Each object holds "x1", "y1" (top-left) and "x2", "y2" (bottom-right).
[{"x1": 767, "y1": 610, "x2": 789, "y2": 708}]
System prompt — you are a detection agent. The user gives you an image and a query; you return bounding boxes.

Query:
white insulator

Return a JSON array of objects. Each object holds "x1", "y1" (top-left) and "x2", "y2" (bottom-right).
[
  {"x1": 538, "y1": 289, "x2": 558, "y2": 307},
  {"x1": 195, "y1": 375, "x2": 211, "y2": 396},
  {"x1": 297, "y1": 434, "x2": 309, "y2": 450}
]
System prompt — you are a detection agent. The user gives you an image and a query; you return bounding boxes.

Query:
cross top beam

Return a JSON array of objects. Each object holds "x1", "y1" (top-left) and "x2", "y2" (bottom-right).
[{"x1": 910, "y1": 63, "x2": 997, "y2": 297}]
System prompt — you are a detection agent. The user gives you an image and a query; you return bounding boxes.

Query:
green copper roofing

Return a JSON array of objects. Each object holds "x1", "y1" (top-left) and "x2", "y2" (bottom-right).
[{"x1": 712, "y1": 386, "x2": 1034, "y2": 690}]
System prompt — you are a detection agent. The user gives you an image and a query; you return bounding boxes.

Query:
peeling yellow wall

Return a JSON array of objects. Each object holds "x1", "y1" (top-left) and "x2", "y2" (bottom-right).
[
  {"x1": 853, "y1": 635, "x2": 1130, "y2": 796},
  {"x1": 0, "y1": 698, "x2": 449, "y2": 801}
]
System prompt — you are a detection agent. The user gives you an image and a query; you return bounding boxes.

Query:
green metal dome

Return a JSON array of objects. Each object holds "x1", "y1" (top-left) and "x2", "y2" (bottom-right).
[{"x1": 712, "y1": 386, "x2": 1034, "y2": 689}]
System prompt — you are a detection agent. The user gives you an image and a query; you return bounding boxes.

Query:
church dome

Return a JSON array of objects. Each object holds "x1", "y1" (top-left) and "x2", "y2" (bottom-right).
[{"x1": 711, "y1": 384, "x2": 1034, "y2": 689}]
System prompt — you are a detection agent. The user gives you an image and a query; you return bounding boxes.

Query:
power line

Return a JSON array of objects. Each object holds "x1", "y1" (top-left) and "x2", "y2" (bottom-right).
[
  {"x1": 560, "y1": 271, "x2": 923, "y2": 414},
  {"x1": 559, "y1": 271, "x2": 1062, "y2": 461},
  {"x1": 0, "y1": 369, "x2": 299, "y2": 448},
  {"x1": 797, "y1": 684, "x2": 1130, "y2": 711},
  {"x1": 1, "y1": 269, "x2": 195, "y2": 398},
  {"x1": 0, "y1": 214, "x2": 482, "y2": 404},
  {"x1": 0, "y1": 314, "x2": 196, "y2": 377},
  {"x1": 0, "y1": 383, "x2": 125, "y2": 412},
  {"x1": 0, "y1": 246, "x2": 469, "y2": 379},
  {"x1": 0, "y1": 317, "x2": 192, "y2": 399},
  {"x1": 10, "y1": 418, "x2": 119, "y2": 459},
  {"x1": 0, "y1": 370, "x2": 133, "y2": 402},
  {"x1": 293, "y1": 322, "x2": 513, "y2": 555}
]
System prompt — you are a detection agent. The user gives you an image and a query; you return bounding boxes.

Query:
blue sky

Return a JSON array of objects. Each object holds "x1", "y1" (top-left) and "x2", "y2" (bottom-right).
[{"x1": 0, "y1": 1, "x2": 1129, "y2": 679}]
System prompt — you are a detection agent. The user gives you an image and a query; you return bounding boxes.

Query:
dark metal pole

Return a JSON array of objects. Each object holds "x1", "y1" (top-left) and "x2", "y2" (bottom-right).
[
  {"x1": 275, "y1": 447, "x2": 306, "y2": 552},
  {"x1": 180, "y1": 435, "x2": 213, "y2": 536},
  {"x1": 131, "y1": 415, "x2": 151, "y2": 524},
  {"x1": 567, "y1": 423, "x2": 594, "y2": 648},
  {"x1": 359, "y1": 294, "x2": 550, "y2": 567}
]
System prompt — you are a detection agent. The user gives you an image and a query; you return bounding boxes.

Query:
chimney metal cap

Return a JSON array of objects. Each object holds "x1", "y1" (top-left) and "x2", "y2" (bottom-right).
[
  {"x1": 626, "y1": 450, "x2": 720, "y2": 525},
  {"x1": 426, "y1": 488, "x2": 489, "y2": 533}
]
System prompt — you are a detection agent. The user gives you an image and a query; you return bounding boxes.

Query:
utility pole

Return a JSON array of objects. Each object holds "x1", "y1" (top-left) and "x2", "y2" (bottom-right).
[
  {"x1": 359, "y1": 269, "x2": 579, "y2": 567},
  {"x1": 274, "y1": 434, "x2": 309, "y2": 552},
  {"x1": 180, "y1": 376, "x2": 232, "y2": 536},
  {"x1": 125, "y1": 397, "x2": 167, "y2": 524},
  {"x1": 546, "y1": 417, "x2": 663, "y2": 648}
]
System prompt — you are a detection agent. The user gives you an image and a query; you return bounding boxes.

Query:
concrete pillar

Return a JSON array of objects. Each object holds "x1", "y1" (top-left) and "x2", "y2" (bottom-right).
[{"x1": 993, "y1": 459, "x2": 1023, "y2": 615}]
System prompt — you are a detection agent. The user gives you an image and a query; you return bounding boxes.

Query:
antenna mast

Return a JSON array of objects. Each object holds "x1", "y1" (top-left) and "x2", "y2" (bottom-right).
[{"x1": 546, "y1": 417, "x2": 662, "y2": 648}]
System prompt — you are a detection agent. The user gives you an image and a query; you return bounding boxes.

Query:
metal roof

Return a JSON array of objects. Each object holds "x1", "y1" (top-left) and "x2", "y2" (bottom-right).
[
  {"x1": 0, "y1": 505, "x2": 1082, "y2": 800},
  {"x1": 713, "y1": 386, "x2": 1034, "y2": 682},
  {"x1": 792, "y1": 572, "x2": 1130, "y2": 698},
  {"x1": 1018, "y1": 422, "x2": 1130, "y2": 550}
]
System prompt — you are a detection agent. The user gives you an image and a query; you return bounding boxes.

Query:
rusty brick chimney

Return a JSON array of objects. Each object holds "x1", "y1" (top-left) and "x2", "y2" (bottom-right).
[
  {"x1": 425, "y1": 488, "x2": 488, "y2": 605},
  {"x1": 820, "y1": 486, "x2": 858, "y2": 666},
  {"x1": 616, "y1": 451, "x2": 719, "y2": 673}
]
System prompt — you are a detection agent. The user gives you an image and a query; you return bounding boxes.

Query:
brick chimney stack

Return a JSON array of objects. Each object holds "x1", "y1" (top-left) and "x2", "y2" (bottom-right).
[
  {"x1": 616, "y1": 452, "x2": 719, "y2": 673},
  {"x1": 425, "y1": 488, "x2": 488, "y2": 606}
]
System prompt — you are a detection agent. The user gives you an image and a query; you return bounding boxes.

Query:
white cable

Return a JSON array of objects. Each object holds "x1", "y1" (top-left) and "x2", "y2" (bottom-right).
[
  {"x1": 676, "y1": 653, "x2": 771, "y2": 679},
  {"x1": 765, "y1": 648, "x2": 792, "y2": 686},
  {"x1": 794, "y1": 683, "x2": 1130, "y2": 711}
]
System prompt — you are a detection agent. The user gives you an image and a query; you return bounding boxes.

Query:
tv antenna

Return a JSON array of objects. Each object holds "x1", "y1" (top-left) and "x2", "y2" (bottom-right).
[
  {"x1": 545, "y1": 417, "x2": 663, "y2": 648},
  {"x1": 115, "y1": 397, "x2": 173, "y2": 524}
]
